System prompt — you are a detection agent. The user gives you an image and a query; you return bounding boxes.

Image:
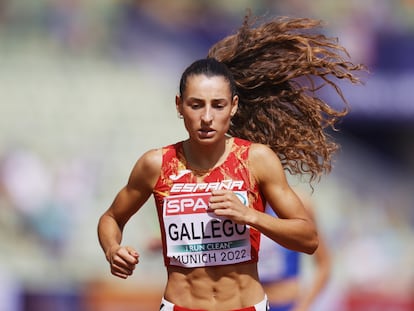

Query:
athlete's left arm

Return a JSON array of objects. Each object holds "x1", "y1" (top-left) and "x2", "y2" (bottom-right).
[{"x1": 248, "y1": 143, "x2": 318, "y2": 254}]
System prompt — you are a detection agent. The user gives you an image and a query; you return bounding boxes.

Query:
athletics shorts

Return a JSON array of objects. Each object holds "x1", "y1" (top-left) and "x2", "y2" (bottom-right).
[{"x1": 160, "y1": 296, "x2": 269, "y2": 311}]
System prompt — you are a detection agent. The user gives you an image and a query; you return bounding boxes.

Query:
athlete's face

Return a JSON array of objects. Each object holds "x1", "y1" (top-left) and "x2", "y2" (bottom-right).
[{"x1": 176, "y1": 74, "x2": 238, "y2": 145}]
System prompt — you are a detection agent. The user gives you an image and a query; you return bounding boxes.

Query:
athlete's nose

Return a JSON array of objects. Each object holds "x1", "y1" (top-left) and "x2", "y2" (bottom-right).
[{"x1": 201, "y1": 106, "x2": 213, "y2": 124}]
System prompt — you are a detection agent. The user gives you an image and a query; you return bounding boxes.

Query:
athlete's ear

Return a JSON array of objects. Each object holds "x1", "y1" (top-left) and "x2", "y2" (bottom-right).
[
  {"x1": 176, "y1": 95, "x2": 183, "y2": 118},
  {"x1": 230, "y1": 95, "x2": 238, "y2": 117}
]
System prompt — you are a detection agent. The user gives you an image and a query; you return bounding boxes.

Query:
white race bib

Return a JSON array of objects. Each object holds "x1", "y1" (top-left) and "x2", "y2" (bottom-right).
[{"x1": 163, "y1": 191, "x2": 251, "y2": 267}]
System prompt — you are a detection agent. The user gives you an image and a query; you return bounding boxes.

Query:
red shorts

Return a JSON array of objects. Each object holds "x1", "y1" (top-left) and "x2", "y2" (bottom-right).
[
  {"x1": 160, "y1": 296, "x2": 269, "y2": 311},
  {"x1": 174, "y1": 307, "x2": 255, "y2": 311}
]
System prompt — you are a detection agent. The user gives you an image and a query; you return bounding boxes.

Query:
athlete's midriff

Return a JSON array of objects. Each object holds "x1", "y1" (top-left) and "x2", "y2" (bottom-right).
[{"x1": 164, "y1": 263, "x2": 265, "y2": 311}]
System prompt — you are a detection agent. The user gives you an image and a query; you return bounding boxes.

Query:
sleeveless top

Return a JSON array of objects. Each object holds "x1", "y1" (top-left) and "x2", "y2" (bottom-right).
[
  {"x1": 258, "y1": 205, "x2": 300, "y2": 283},
  {"x1": 152, "y1": 137, "x2": 265, "y2": 268}
]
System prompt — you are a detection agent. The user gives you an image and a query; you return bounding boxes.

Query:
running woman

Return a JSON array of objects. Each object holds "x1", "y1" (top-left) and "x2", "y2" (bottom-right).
[{"x1": 98, "y1": 11, "x2": 363, "y2": 311}]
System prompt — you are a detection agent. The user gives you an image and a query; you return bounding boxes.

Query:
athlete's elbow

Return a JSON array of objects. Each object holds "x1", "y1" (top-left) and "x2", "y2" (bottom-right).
[
  {"x1": 304, "y1": 231, "x2": 319, "y2": 254},
  {"x1": 302, "y1": 232, "x2": 319, "y2": 255}
]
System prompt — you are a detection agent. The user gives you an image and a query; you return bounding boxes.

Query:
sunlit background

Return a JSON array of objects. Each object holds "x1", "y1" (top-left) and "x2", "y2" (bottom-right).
[{"x1": 0, "y1": 1, "x2": 413, "y2": 310}]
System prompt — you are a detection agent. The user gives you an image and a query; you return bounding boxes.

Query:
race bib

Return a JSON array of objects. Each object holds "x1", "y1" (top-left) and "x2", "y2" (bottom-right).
[{"x1": 163, "y1": 191, "x2": 251, "y2": 267}]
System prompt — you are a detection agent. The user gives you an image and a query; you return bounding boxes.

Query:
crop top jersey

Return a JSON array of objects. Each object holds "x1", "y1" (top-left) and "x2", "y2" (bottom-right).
[
  {"x1": 152, "y1": 137, "x2": 265, "y2": 268},
  {"x1": 257, "y1": 204, "x2": 300, "y2": 283}
]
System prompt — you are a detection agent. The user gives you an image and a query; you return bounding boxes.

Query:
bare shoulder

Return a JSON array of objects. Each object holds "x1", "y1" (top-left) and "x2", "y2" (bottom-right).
[
  {"x1": 248, "y1": 143, "x2": 285, "y2": 183},
  {"x1": 128, "y1": 148, "x2": 162, "y2": 189},
  {"x1": 137, "y1": 148, "x2": 162, "y2": 170},
  {"x1": 249, "y1": 143, "x2": 281, "y2": 165}
]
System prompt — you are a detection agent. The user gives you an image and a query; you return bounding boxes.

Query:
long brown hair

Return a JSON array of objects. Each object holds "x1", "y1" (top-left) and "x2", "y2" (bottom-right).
[{"x1": 208, "y1": 12, "x2": 365, "y2": 183}]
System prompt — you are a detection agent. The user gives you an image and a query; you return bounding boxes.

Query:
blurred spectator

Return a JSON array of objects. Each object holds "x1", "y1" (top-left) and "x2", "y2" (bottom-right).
[
  {"x1": 258, "y1": 192, "x2": 331, "y2": 311},
  {"x1": 0, "y1": 147, "x2": 67, "y2": 254}
]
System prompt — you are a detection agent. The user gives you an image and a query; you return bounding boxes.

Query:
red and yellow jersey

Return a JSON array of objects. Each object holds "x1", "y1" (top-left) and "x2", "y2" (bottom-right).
[{"x1": 152, "y1": 137, "x2": 265, "y2": 268}]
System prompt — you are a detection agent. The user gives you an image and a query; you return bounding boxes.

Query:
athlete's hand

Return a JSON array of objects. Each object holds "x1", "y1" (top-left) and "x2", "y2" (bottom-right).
[
  {"x1": 106, "y1": 245, "x2": 139, "y2": 279},
  {"x1": 209, "y1": 190, "x2": 255, "y2": 224}
]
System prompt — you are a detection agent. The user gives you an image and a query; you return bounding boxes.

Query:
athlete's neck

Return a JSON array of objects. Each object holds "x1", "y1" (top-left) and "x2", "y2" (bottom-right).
[{"x1": 183, "y1": 137, "x2": 232, "y2": 172}]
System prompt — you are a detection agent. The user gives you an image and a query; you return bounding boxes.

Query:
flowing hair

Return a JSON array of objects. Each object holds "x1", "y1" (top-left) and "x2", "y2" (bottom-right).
[{"x1": 208, "y1": 12, "x2": 365, "y2": 183}]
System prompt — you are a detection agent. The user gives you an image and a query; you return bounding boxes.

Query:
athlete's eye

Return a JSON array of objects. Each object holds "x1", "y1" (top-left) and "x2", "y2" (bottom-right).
[
  {"x1": 191, "y1": 103, "x2": 201, "y2": 109},
  {"x1": 187, "y1": 100, "x2": 203, "y2": 109},
  {"x1": 212, "y1": 100, "x2": 227, "y2": 110}
]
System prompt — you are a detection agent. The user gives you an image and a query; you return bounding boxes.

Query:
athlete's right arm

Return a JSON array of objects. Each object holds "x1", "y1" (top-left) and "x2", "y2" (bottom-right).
[{"x1": 97, "y1": 148, "x2": 162, "y2": 279}]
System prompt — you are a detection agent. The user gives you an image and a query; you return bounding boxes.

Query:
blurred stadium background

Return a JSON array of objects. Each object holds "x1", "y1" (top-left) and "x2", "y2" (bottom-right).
[{"x1": 0, "y1": 1, "x2": 413, "y2": 310}]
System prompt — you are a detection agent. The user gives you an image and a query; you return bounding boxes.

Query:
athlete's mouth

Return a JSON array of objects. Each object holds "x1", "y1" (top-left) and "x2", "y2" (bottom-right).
[{"x1": 198, "y1": 128, "x2": 215, "y2": 137}]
